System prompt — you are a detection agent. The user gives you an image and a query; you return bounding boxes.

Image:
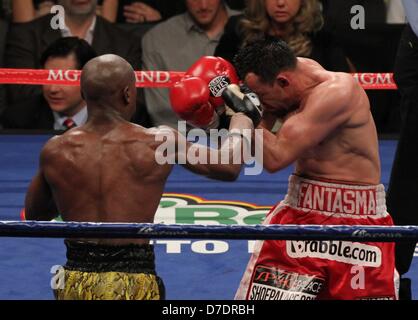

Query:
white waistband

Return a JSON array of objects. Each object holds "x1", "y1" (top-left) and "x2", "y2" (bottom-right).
[{"x1": 283, "y1": 175, "x2": 388, "y2": 218}]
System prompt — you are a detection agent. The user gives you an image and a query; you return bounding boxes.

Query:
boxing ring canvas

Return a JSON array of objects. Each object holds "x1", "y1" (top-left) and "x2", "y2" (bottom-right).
[{"x1": 0, "y1": 135, "x2": 416, "y2": 300}]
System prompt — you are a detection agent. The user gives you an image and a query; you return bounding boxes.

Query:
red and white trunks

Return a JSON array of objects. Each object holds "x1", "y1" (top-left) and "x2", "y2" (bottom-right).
[{"x1": 235, "y1": 175, "x2": 399, "y2": 300}]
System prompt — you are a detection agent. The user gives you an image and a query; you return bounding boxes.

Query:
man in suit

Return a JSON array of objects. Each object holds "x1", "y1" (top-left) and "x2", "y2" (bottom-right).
[
  {"x1": 4, "y1": 0, "x2": 148, "y2": 126},
  {"x1": 2, "y1": 37, "x2": 97, "y2": 130}
]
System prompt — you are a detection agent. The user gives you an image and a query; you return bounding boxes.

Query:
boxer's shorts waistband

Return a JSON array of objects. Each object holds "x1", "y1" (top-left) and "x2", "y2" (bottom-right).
[
  {"x1": 283, "y1": 175, "x2": 387, "y2": 218},
  {"x1": 64, "y1": 240, "x2": 156, "y2": 273}
]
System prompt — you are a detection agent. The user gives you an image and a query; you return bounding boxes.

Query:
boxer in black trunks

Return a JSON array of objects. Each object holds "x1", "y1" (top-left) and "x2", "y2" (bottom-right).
[{"x1": 24, "y1": 54, "x2": 255, "y2": 300}]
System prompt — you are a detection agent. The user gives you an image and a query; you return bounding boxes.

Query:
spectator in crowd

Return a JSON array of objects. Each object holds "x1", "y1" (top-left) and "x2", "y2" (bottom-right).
[
  {"x1": 386, "y1": 0, "x2": 418, "y2": 300},
  {"x1": 101, "y1": 0, "x2": 186, "y2": 23},
  {"x1": 2, "y1": 37, "x2": 97, "y2": 130},
  {"x1": 320, "y1": 0, "x2": 387, "y2": 29},
  {"x1": 5, "y1": 0, "x2": 148, "y2": 125},
  {"x1": 215, "y1": 0, "x2": 352, "y2": 72},
  {"x1": 319, "y1": 0, "x2": 404, "y2": 135},
  {"x1": 11, "y1": 0, "x2": 178, "y2": 24},
  {"x1": 11, "y1": 0, "x2": 109, "y2": 23},
  {"x1": 141, "y1": 0, "x2": 239, "y2": 127}
]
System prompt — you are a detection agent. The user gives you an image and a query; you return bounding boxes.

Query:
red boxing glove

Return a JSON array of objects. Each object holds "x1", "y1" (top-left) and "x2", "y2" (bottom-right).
[
  {"x1": 185, "y1": 56, "x2": 240, "y2": 108},
  {"x1": 169, "y1": 77, "x2": 217, "y2": 127}
]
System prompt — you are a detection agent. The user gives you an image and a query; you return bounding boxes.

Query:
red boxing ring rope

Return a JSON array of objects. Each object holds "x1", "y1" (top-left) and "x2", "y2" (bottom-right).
[
  {"x1": 0, "y1": 68, "x2": 185, "y2": 88},
  {"x1": 0, "y1": 68, "x2": 397, "y2": 90}
]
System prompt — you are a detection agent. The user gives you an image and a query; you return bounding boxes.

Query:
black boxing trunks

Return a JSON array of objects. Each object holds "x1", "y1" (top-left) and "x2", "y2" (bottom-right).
[
  {"x1": 54, "y1": 240, "x2": 165, "y2": 300},
  {"x1": 235, "y1": 175, "x2": 399, "y2": 300}
]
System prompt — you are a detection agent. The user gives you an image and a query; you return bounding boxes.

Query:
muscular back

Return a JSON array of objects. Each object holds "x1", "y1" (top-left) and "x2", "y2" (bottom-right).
[{"x1": 41, "y1": 123, "x2": 172, "y2": 227}]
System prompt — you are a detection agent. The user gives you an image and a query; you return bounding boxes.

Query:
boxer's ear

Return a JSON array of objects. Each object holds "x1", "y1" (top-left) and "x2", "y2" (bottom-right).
[
  {"x1": 123, "y1": 86, "x2": 130, "y2": 105},
  {"x1": 276, "y1": 75, "x2": 289, "y2": 88}
]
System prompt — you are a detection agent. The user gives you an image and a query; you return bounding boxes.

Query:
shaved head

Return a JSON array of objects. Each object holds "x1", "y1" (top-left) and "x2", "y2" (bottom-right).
[
  {"x1": 81, "y1": 54, "x2": 135, "y2": 101},
  {"x1": 80, "y1": 54, "x2": 136, "y2": 119}
]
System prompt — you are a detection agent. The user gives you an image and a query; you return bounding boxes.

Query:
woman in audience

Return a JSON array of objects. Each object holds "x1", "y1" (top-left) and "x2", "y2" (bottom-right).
[{"x1": 215, "y1": 0, "x2": 353, "y2": 72}]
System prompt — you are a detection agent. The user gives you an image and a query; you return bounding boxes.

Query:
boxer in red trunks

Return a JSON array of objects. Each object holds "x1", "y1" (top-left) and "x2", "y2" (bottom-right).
[{"x1": 233, "y1": 38, "x2": 399, "y2": 300}]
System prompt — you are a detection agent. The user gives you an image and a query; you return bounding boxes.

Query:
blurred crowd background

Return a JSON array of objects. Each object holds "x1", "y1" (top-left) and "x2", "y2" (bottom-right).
[{"x1": 0, "y1": 0, "x2": 408, "y2": 135}]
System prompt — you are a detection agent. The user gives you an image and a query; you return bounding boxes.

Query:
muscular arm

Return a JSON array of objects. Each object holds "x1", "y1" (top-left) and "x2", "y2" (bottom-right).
[
  {"x1": 25, "y1": 142, "x2": 58, "y2": 221},
  {"x1": 153, "y1": 114, "x2": 254, "y2": 181},
  {"x1": 181, "y1": 114, "x2": 253, "y2": 181},
  {"x1": 259, "y1": 111, "x2": 278, "y2": 131},
  {"x1": 261, "y1": 78, "x2": 354, "y2": 172},
  {"x1": 182, "y1": 114, "x2": 254, "y2": 181}
]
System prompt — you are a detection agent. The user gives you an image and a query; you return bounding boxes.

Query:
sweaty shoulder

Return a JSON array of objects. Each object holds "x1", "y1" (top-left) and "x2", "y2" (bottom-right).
[
  {"x1": 332, "y1": 72, "x2": 357, "y2": 92},
  {"x1": 40, "y1": 130, "x2": 88, "y2": 155},
  {"x1": 39, "y1": 133, "x2": 73, "y2": 167},
  {"x1": 315, "y1": 72, "x2": 357, "y2": 110},
  {"x1": 40, "y1": 135, "x2": 61, "y2": 159},
  {"x1": 143, "y1": 125, "x2": 178, "y2": 148},
  {"x1": 118, "y1": 125, "x2": 175, "y2": 174},
  {"x1": 114, "y1": 123, "x2": 173, "y2": 151},
  {"x1": 145, "y1": 125, "x2": 176, "y2": 136},
  {"x1": 295, "y1": 71, "x2": 359, "y2": 132}
]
